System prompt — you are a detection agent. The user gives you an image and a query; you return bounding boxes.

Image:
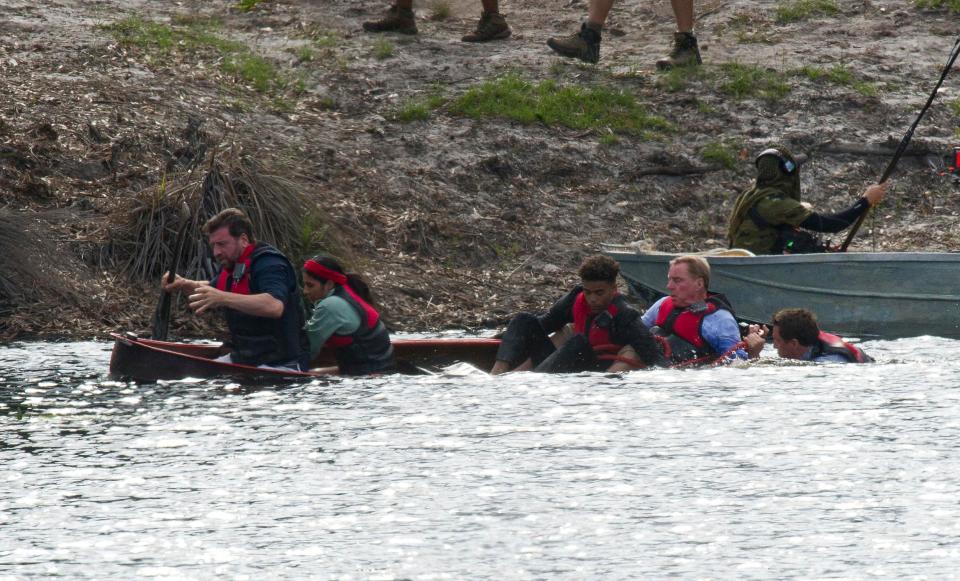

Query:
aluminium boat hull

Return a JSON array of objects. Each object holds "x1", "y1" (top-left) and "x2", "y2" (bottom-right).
[{"x1": 603, "y1": 248, "x2": 960, "y2": 339}]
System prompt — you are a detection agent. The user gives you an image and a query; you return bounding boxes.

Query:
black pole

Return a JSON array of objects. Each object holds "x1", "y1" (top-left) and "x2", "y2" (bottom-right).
[
  {"x1": 840, "y1": 34, "x2": 960, "y2": 252},
  {"x1": 150, "y1": 208, "x2": 192, "y2": 340}
]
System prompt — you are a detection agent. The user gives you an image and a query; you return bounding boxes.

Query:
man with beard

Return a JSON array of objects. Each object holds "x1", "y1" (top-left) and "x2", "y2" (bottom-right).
[{"x1": 161, "y1": 208, "x2": 309, "y2": 371}]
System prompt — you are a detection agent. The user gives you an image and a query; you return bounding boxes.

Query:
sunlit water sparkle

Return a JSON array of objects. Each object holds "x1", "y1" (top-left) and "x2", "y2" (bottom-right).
[{"x1": 2, "y1": 337, "x2": 960, "y2": 579}]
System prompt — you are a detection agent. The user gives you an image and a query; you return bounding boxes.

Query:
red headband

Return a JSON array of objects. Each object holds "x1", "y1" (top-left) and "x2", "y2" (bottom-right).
[{"x1": 304, "y1": 260, "x2": 347, "y2": 285}]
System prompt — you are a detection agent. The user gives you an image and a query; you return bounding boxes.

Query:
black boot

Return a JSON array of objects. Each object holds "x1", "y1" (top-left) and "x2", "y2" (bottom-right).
[{"x1": 547, "y1": 22, "x2": 601, "y2": 64}]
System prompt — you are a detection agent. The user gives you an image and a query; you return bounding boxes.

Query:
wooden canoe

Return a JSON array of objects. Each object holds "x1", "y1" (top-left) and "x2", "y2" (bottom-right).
[
  {"x1": 108, "y1": 332, "x2": 501, "y2": 381},
  {"x1": 604, "y1": 245, "x2": 960, "y2": 339}
]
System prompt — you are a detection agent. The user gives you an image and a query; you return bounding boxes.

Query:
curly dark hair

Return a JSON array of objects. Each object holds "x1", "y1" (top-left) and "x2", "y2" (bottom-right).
[
  {"x1": 772, "y1": 308, "x2": 820, "y2": 346},
  {"x1": 578, "y1": 254, "x2": 619, "y2": 283}
]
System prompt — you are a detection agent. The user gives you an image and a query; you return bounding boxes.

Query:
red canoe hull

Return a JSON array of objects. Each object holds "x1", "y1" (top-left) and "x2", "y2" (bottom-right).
[{"x1": 108, "y1": 332, "x2": 501, "y2": 381}]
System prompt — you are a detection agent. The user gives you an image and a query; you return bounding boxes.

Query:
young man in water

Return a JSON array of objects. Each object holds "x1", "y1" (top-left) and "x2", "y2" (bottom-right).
[
  {"x1": 490, "y1": 254, "x2": 666, "y2": 374},
  {"x1": 161, "y1": 208, "x2": 309, "y2": 371},
  {"x1": 746, "y1": 308, "x2": 873, "y2": 363}
]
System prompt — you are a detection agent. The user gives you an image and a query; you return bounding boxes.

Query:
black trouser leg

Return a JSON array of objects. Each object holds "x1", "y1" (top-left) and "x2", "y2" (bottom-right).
[
  {"x1": 495, "y1": 313, "x2": 556, "y2": 369},
  {"x1": 533, "y1": 333, "x2": 605, "y2": 373}
]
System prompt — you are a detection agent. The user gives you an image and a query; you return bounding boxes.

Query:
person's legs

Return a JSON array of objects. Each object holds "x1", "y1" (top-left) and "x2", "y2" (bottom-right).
[
  {"x1": 363, "y1": 0, "x2": 418, "y2": 35},
  {"x1": 671, "y1": 0, "x2": 694, "y2": 32},
  {"x1": 586, "y1": 0, "x2": 615, "y2": 27},
  {"x1": 462, "y1": 0, "x2": 511, "y2": 42},
  {"x1": 534, "y1": 334, "x2": 605, "y2": 373},
  {"x1": 656, "y1": 0, "x2": 701, "y2": 70},
  {"x1": 490, "y1": 313, "x2": 556, "y2": 374},
  {"x1": 546, "y1": 0, "x2": 614, "y2": 64}
]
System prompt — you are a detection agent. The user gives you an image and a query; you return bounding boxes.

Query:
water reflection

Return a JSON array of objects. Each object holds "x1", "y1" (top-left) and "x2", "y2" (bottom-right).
[{"x1": 2, "y1": 338, "x2": 960, "y2": 578}]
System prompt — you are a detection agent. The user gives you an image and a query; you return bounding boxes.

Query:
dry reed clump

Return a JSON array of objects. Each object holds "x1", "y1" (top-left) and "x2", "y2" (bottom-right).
[
  {"x1": 0, "y1": 209, "x2": 96, "y2": 339},
  {"x1": 107, "y1": 149, "x2": 345, "y2": 285}
]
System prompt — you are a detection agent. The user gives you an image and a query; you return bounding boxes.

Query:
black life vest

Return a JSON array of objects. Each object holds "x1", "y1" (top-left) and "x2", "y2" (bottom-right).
[
  {"x1": 325, "y1": 285, "x2": 395, "y2": 375},
  {"x1": 812, "y1": 331, "x2": 873, "y2": 363},
  {"x1": 652, "y1": 293, "x2": 734, "y2": 364},
  {"x1": 214, "y1": 243, "x2": 308, "y2": 369},
  {"x1": 571, "y1": 291, "x2": 628, "y2": 350}
]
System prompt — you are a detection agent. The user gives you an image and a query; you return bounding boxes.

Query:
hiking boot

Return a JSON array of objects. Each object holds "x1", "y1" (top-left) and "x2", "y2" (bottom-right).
[
  {"x1": 656, "y1": 31, "x2": 702, "y2": 70},
  {"x1": 461, "y1": 10, "x2": 511, "y2": 42},
  {"x1": 362, "y1": 5, "x2": 418, "y2": 35},
  {"x1": 547, "y1": 22, "x2": 601, "y2": 64}
]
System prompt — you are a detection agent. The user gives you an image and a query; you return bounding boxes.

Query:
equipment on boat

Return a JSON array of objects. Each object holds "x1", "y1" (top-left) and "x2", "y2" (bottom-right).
[
  {"x1": 109, "y1": 332, "x2": 501, "y2": 382},
  {"x1": 841, "y1": 33, "x2": 960, "y2": 251},
  {"x1": 604, "y1": 246, "x2": 960, "y2": 340}
]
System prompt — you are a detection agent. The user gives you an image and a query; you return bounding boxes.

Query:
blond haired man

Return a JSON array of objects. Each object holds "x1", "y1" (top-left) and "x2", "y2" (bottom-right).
[{"x1": 641, "y1": 256, "x2": 762, "y2": 363}]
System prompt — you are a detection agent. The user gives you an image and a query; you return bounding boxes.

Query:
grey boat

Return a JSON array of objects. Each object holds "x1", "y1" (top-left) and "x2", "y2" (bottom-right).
[{"x1": 603, "y1": 245, "x2": 960, "y2": 340}]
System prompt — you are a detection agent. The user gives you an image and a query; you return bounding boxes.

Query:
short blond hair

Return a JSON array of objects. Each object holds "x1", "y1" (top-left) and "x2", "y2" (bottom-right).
[{"x1": 669, "y1": 255, "x2": 710, "y2": 289}]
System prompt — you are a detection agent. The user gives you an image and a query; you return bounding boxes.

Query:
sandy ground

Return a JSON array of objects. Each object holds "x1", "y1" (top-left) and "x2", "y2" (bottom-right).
[{"x1": 0, "y1": 0, "x2": 958, "y2": 339}]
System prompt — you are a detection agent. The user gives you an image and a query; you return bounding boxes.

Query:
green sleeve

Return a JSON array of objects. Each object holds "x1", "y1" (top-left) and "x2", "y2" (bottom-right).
[
  {"x1": 305, "y1": 295, "x2": 362, "y2": 358},
  {"x1": 754, "y1": 196, "x2": 813, "y2": 228}
]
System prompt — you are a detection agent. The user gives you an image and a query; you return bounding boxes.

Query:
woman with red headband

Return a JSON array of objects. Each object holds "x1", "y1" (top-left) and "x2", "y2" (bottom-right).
[{"x1": 302, "y1": 255, "x2": 395, "y2": 375}]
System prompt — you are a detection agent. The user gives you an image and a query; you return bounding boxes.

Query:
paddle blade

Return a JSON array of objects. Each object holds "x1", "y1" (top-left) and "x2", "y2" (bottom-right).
[{"x1": 150, "y1": 288, "x2": 172, "y2": 340}]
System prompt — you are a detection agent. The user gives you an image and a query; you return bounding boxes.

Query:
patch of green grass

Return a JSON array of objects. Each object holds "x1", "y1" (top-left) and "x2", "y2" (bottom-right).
[
  {"x1": 223, "y1": 53, "x2": 279, "y2": 92},
  {"x1": 694, "y1": 99, "x2": 716, "y2": 114},
  {"x1": 314, "y1": 31, "x2": 338, "y2": 48},
  {"x1": 394, "y1": 92, "x2": 446, "y2": 122},
  {"x1": 796, "y1": 64, "x2": 878, "y2": 97},
  {"x1": 108, "y1": 15, "x2": 246, "y2": 57},
  {"x1": 717, "y1": 63, "x2": 791, "y2": 101},
  {"x1": 775, "y1": 0, "x2": 839, "y2": 24},
  {"x1": 655, "y1": 64, "x2": 706, "y2": 92},
  {"x1": 599, "y1": 133, "x2": 620, "y2": 146},
  {"x1": 949, "y1": 98, "x2": 960, "y2": 117},
  {"x1": 372, "y1": 39, "x2": 394, "y2": 60},
  {"x1": 396, "y1": 101, "x2": 432, "y2": 122},
  {"x1": 915, "y1": 0, "x2": 960, "y2": 11},
  {"x1": 294, "y1": 45, "x2": 314, "y2": 62},
  {"x1": 237, "y1": 0, "x2": 267, "y2": 12},
  {"x1": 449, "y1": 74, "x2": 672, "y2": 136},
  {"x1": 702, "y1": 141, "x2": 740, "y2": 169},
  {"x1": 429, "y1": 0, "x2": 451, "y2": 21},
  {"x1": 106, "y1": 16, "x2": 288, "y2": 94}
]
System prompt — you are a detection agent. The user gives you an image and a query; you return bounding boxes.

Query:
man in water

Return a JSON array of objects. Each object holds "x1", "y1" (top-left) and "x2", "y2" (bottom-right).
[
  {"x1": 547, "y1": 0, "x2": 700, "y2": 68},
  {"x1": 728, "y1": 145, "x2": 887, "y2": 254},
  {"x1": 642, "y1": 255, "x2": 763, "y2": 363},
  {"x1": 490, "y1": 254, "x2": 666, "y2": 374},
  {"x1": 746, "y1": 308, "x2": 873, "y2": 363},
  {"x1": 161, "y1": 208, "x2": 309, "y2": 371}
]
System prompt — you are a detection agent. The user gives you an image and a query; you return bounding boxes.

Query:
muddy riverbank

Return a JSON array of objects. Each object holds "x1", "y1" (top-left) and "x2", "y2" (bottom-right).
[{"x1": 1, "y1": 0, "x2": 958, "y2": 340}]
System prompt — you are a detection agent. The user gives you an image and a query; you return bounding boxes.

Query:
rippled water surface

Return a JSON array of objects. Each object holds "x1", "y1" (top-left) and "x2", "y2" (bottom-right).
[{"x1": 2, "y1": 338, "x2": 960, "y2": 579}]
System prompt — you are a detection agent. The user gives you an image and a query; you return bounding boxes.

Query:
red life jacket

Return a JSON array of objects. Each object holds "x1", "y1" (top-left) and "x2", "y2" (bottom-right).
[
  {"x1": 324, "y1": 284, "x2": 381, "y2": 348},
  {"x1": 652, "y1": 294, "x2": 733, "y2": 363},
  {"x1": 320, "y1": 285, "x2": 395, "y2": 375},
  {"x1": 653, "y1": 296, "x2": 719, "y2": 350},
  {"x1": 214, "y1": 244, "x2": 256, "y2": 294},
  {"x1": 815, "y1": 331, "x2": 873, "y2": 363},
  {"x1": 571, "y1": 291, "x2": 622, "y2": 349}
]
